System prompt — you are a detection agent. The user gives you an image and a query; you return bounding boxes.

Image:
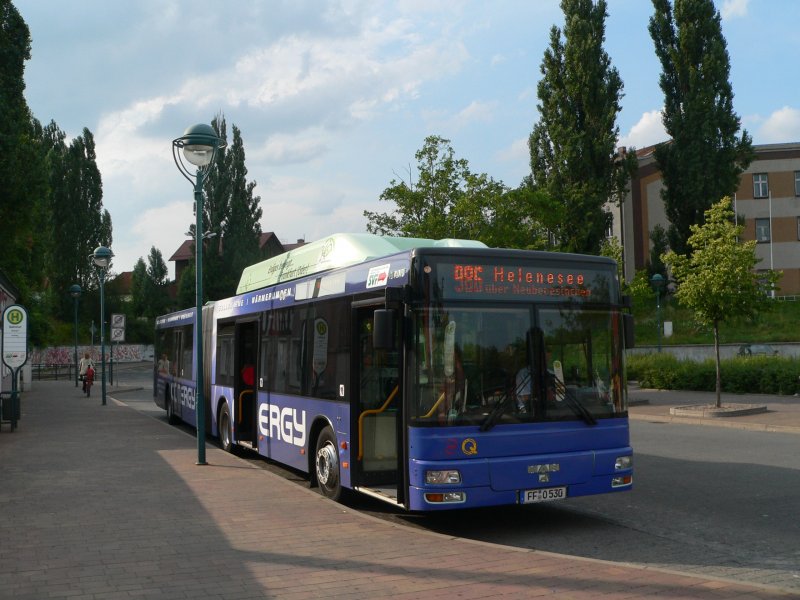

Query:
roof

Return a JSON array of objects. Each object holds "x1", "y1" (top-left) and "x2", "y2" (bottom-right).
[{"x1": 169, "y1": 240, "x2": 194, "y2": 262}]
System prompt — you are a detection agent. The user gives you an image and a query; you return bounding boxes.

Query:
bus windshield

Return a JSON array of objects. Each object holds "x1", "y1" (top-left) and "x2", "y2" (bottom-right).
[{"x1": 411, "y1": 304, "x2": 626, "y2": 426}]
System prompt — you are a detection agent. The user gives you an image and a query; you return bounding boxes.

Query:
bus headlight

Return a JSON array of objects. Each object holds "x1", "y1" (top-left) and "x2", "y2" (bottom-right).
[
  {"x1": 615, "y1": 455, "x2": 632, "y2": 470},
  {"x1": 425, "y1": 470, "x2": 461, "y2": 484}
]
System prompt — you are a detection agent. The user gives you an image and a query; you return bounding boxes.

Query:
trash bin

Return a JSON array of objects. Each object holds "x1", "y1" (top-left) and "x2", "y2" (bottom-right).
[{"x1": 1, "y1": 391, "x2": 20, "y2": 422}]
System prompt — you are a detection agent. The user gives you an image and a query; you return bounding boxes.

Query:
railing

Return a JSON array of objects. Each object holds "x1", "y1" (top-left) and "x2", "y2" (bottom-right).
[{"x1": 31, "y1": 363, "x2": 78, "y2": 381}]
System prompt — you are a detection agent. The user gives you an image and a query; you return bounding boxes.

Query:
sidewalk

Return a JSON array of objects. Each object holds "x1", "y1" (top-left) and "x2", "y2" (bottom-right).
[
  {"x1": 0, "y1": 382, "x2": 795, "y2": 599},
  {"x1": 628, "y1": 384, "x2": 800, "y2": 434}
]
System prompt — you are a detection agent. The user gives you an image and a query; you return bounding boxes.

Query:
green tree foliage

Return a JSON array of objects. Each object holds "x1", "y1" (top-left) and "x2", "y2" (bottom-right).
[
  {"x1": 0, "y1": 1, "x2": 48, "y2": 297},
  {"x1": 649, "y1": 0, "x2": 753, "y2": 255},
  {"x1": 365, "y1": 135, "x2": 552, "y2": 248},
  {"x1": 131, "y1": 247, "x2": 171, "y2": 318},
  {"x1": 662, "y1": 197, "x2": 781, "y2": 406},
  {"x1": 648, "y1": 224, "x2": 669, "y2": 278},
  {"x1": 46, "y1": 125, "x2": 112, "y2": 319},
  {"x1": 186, "y1": 114, "x2": 262, "y2": 302},
  {"x1": 528, "y1": 0, "x2": 636, "y2": 255}
]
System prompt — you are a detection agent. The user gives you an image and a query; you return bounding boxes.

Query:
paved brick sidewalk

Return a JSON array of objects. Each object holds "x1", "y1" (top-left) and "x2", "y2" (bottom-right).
[{"x1": 0, "y1": 382, "x2": 794, "y2": 599}]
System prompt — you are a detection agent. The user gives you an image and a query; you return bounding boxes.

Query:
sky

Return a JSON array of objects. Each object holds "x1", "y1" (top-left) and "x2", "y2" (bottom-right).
[{"x1": 15, "y1": 0, "x2": 800, "y2": 279}]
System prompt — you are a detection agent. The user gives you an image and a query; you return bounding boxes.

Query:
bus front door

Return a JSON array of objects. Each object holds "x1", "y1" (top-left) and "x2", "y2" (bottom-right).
[{"x1": 354, "y1": 306, "x2": 401, "y2": 501}]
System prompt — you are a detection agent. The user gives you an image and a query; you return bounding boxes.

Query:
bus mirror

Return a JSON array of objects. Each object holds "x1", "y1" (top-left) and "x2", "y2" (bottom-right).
[
  {"x1": 373, "y1": 309, "x2": 396, "y2": 350},
  {"x1": 623, "y1": 313, "x2": 635, "y2": 349}
]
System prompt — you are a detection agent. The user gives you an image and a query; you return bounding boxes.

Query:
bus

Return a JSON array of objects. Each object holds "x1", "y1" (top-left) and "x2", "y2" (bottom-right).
[{"x1": 154, "y1": 233, "x2": 634, "y2": 511}]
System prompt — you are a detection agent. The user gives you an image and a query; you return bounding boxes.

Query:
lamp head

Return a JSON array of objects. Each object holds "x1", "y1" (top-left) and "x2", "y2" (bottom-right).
[
  {"x1": 69, "y1": 284, "x2": 82, "y2": 298},
  {"x1": 650, "y1": 273, "x2": 665, "y2": 290},
  {"x1": 92, "y1": 246, "x2": 114, "y2": 269},
  {"x1": 172, "y1": 123, "x2": 226, "y2": 182}
]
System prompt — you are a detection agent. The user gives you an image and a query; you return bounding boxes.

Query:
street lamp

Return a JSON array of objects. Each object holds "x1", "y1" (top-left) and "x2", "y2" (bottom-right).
[
  {"x1": 92, "y1": 246, "x2": 113, "y2": 406},
  {"x1": 650, "y1": 273, "x2": 665, "y2": 352},
  {"x1": 69, "y1": 284, "x2": 82, "y2": 387},
  {"x1": 172, "y1": 123, "x2": 226, "y2": 466}
]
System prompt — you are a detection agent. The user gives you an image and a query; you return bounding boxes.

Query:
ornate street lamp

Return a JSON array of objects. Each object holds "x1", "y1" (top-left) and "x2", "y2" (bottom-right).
[
  {"x1": 172, "y1": 123, "x2": 226, "y2": 465},
  {"x1": 650, "y1": 273, "x2": 665, "y2": 352},
  {"x1": 69, "y1": 284, "x2": 82, "y2": 387},
  {"x1": 92, "y1": 246, "x2": 113, "y2": 405}
]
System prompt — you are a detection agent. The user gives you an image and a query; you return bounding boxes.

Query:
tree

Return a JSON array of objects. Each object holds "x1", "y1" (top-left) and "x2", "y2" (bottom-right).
[
  {"x1": 47, "y1": 126, "x2": 112, "y2": 319},
  {"x1": 0, "y1": 1, "x2": 48, "y2": 297},
  {"x1": 365, "y1": 135, "x2": 553, "y2": 249},
  {"x1": 131, "y1": 247, "x2": 171, "y2": 318},
  {"x1": 186, "y1": 114, "x2": 262, "y2": 301},
  {"x1": 662, "y1": 197, "x2": 780, "y2": 407},
  {"x1": 649, "y1": 0, "x2": 754, "y2": 255},
  {"x1": 529, "y1": 0, "x2": 636, "y2": 255}
]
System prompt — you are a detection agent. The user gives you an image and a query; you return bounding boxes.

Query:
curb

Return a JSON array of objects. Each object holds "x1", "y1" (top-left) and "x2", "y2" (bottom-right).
[{"x1": 629, "y1": 412, "x2": 800, "y2": 434}]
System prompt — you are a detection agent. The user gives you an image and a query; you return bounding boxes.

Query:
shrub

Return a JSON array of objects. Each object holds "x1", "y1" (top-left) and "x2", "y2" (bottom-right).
[{"x1": 627, "y1": 353, "x2": 800, "y2": 395}]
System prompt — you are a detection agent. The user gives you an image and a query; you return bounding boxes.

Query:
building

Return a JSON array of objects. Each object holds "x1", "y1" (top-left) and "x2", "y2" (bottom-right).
[{"x1": 611, "y1": 142, "x2": 800, "y2": 296}]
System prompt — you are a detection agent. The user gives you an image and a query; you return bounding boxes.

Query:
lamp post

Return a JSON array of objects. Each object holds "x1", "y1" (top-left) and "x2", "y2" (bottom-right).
[
  {"x1": 92, "y1": 246, "x2": 113, "y2": 405},
  {"x1": 69, "y1": 284, "x2": 82, "y2": 387},
  {"x1": 172, "y1": 123, "x2": 226, "y2": 466},
  {"x1": 650, "y1": 273, "x2": 665, "y2": 352}
]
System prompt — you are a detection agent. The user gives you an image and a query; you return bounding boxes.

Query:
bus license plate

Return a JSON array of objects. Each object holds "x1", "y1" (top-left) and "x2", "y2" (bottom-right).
[{"x1": 522, "y1": 487, "x2": 566, "y2": 503}]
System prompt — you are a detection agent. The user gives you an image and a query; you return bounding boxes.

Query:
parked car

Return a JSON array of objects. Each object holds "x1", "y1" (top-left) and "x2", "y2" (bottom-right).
[{"x1": 737, "y1": 343, "x2": 779, "y2": 357}]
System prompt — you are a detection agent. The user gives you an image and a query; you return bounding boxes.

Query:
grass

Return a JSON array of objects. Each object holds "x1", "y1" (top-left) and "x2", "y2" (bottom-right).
[{"x1": 632, "y1": 297, "x2": 800, "y2": 346}]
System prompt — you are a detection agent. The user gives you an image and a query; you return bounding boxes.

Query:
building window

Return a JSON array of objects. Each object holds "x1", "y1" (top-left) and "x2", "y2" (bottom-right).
[
  {"x1": 797, "y1": 216, "x2": 800, "y2": 241},
  {"x1": 755, "y1": 218, "x2": 771, "y2": 242},
  {"x1": 795, "y1": 171, "x2": 800, "y2": 197},
  {"x1": 753, "y1": 173, "x2": 769, "y2": 198}
]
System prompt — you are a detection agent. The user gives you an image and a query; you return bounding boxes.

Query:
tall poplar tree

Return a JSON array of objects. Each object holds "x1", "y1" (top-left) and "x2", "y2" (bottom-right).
[
  {"x1": 186, "y1": 114, "x2": 262, "y2": 302},
  {"x1": 649, "y1": 0, "x2": 753, "y2": 255},
  {"x1": 47, "y1": 126, "x2": 112, "y2": 318},
  {"x1": 0, "y1": 0, "x2": 48, "y2": 296},
  {"x1": 529, "y1": 0, "x2": 635, "y2": 255}
]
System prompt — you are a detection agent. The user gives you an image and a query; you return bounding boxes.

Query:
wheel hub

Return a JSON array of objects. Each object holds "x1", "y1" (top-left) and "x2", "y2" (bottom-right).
[{"x1": 316, "y1": 443, "x2": 338, "y2": 486}]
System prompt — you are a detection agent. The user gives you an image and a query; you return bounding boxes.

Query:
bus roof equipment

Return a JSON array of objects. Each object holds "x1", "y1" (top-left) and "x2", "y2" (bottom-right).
[{"x1": 236, "y1": 233, "x2": 487, "y2": 294}]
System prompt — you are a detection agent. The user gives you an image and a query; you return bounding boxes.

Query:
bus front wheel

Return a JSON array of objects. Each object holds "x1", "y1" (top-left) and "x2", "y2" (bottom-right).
[
  {"x1": 315, "y1": 426, "x2": 342, "y2": 501},
  {"x1": 166, "y1": 393, "x2": 179, "y2": 425}
]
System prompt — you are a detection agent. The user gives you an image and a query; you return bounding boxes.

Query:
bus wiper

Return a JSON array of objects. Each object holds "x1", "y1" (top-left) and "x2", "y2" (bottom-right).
[
  {"x1": 479, "y1": 392, "x2": 511, "y2": 432},
  {"x1": 560, "y1": 386, "x2": 597, "y2": 426},
  {"x1": 480, "y1": 373, "x2": 530, "y2": 432}
]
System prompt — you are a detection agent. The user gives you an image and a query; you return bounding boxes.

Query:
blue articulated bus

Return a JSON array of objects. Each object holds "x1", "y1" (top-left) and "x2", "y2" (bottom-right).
[{"x1": 155, "y1": 233, "x2": 634, "y2": 511}]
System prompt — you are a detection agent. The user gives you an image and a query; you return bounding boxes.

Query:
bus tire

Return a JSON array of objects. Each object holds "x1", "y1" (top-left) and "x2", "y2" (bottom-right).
[
  {"x1": 315, "y1": 426, "x2": 342, "y2": 501},
  {"x1": 219, "y1": 403, "x2": 233, "y2": 453}
]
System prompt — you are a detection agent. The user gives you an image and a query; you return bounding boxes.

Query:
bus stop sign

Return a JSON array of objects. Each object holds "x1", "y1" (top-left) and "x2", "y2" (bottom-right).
[{"x1": 2, "y1": 304, "x2": 28, "y2": 371}]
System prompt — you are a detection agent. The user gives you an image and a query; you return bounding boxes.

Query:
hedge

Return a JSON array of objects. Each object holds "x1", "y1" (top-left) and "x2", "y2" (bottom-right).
[{"x1": 627, "y1": 353, "x2": 800, "y2": 396}]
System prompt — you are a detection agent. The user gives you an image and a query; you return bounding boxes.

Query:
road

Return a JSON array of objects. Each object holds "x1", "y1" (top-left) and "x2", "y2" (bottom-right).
[{"x1": 112, "y1": 364, "x2": 800, "y2": 592}]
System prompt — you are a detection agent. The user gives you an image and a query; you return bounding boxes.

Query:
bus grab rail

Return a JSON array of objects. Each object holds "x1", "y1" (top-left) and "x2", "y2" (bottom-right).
[
  {"x1": 357, "y1": 386, "x2": 399, "y2": 461},
  {"x1": 421, "y1": 391, "x2": 447, "y2": 419}
]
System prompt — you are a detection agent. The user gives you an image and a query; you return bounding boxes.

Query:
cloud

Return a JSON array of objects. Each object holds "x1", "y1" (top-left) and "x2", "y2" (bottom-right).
[
  {"x1": 758, "y1": 106, "x2": 800, "y2": 143},
  {"x1": 619, "y1": 109, "x2": 667, "y2": 149},
  {"x1": 495, "y1": 137, "x2": 528, "y2": 164},
  {"x1": 720, "y1": 0, "x2": 749, "y2": 20}
]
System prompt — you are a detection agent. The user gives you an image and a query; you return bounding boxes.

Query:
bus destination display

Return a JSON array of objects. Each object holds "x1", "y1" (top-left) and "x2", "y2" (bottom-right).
[{"x1": 436, "y1": 262, "x2": 612, "y2": 302}]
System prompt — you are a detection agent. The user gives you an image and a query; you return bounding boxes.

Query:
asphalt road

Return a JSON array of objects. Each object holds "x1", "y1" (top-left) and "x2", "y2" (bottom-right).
[{"x1": 112, "y1": 364, "x2": 800, "y2": 593}]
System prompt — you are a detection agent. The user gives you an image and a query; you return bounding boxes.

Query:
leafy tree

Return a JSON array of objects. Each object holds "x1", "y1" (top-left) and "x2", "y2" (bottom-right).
[
  {"x1": 186, "y1": 114, "x2": 262, "y2": 301},
  {"x1": 662, "y1": 197, "x2": 780, "y2": 407},
  {"x1": 365, "y1": 135, "x2": 553, "y2": 249},
  {"x1": 365, "y1": 135, "x2": 473, "y2": 240},
  {"x1": 0, "y1": 1, "x2": 48, "y2": 298},
  {"x1": 529, "y1": 0, "x2": 636, "y2": 255},
  {"x1": 47, "y1": 126, "x2": 112, "y2": 319},
  {"x1": 649, "y1": 0, "x2": 753, "y2": 255},
  {"x1": 130, "y1": 247, "x2": 171, "y2": 318},
  {"x1": 599, "y1": 235, "x2": 625, "y2": 289}
]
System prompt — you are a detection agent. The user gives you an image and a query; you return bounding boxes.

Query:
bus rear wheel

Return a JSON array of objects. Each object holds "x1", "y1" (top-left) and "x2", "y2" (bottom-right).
[
  {"x1": 315, "y1": 426, "x2": 342, "y2": 501},
  {"x1": 219, "y1": 403, "x2": 233, "y2": 453}
]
